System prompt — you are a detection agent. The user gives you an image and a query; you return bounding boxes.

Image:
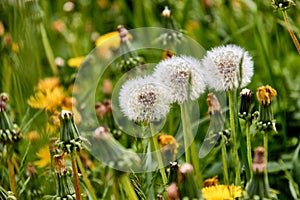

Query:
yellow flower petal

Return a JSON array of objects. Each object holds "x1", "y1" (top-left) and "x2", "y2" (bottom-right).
[
  {"x1": 27, "y1": 87, "x2": 65, "y2": 112},
  {"x1": 33, "y1": 146, "x2": 51, "y2": 168},
  {"x1": 202, "y1": 184, "x2": 242, "y2": 200},
  {"x1": 67, "y1": 56, "x2": 85, "y2": 68},
  {"x1": 37, "y1": 77, "x2": 60, "y2": 92}
]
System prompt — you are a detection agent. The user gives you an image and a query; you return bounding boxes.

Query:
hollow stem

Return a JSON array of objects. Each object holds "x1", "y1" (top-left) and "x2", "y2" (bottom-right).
[
  {"x1": 228, "y1": 90, "x2": 241, "y2": 185},
  {"x1": 71, "y1": 152, "x2": 82, "y2": 200},
  {"x1": 246, "y1": 122, "x2": 253, "y2": 178},
  {"x1": 76, "y1": 156, "x2": 97, "y2": 200},
  {"x1": 119, "y1": 173, "x2": 139, "y2": 200},
  {"x1": 150, "y1": 123, "x2": 168, "y2": 185},
  {"x1": 180, "y1": 104, "x2": 191, "y2": 163},
  {"x1": 221, "y1": 135, "x2": 229, "y2": 186},
  {"x1": 180, "y1": 102, "x2": 202, "y2": 187},
  {"x1": 263, "y1": 134, "x2": 270, "y2": 188},
  {"x1": 282, "y1": 10, "x2": 300, "y2": 54}
]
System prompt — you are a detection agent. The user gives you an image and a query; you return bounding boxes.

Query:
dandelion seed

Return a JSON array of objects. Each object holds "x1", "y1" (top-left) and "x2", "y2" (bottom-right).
[
  {"x1": 202, "y1": 44, "x2": 253, "y2": 91},
  {"x1": 153, "y1": 56, "x2": 205, "y2": 103},
  {"x1": 119, "y1": 76, "x2": 170, "y2": 123}
]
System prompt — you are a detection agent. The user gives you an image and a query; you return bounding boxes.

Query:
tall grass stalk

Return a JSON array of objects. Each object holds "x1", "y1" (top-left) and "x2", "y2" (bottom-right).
[
  {"x1": 282, "y1": 10, "x2": 300, "y2": 54},
  {"x1": 246, "y1": 123, "x2": 253, "y2": 178}
]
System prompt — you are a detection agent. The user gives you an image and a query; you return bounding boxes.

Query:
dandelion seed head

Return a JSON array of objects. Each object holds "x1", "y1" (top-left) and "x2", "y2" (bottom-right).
[
  {"x1": 202, "y1": 44, "x2": 253, "y2": 91},
  {"x1": 153, "y1": 55, "x2": 205, "y2": 103},
  {"x1": 119, "y1": 76, "x2": 170, "y2": 122}
]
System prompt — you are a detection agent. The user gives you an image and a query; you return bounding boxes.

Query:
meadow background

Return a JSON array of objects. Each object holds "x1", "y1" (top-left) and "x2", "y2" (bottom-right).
[{"x1": 0, "y1": 0, "x2": 300, "y2": 199}]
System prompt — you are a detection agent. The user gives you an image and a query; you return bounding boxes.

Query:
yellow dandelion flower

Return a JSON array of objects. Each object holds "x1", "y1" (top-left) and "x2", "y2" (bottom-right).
[
  {"x1": 12, "y1": 42, "x2": 19, "y2": 53},
  {"x1": 26, "y1": 130, "x2": 40, "y2": 142},
  {"x1": 67, "y1": 56, "x2": 85, "y2": 68},
  {"x1": 95, "y1": 31, "x2": 120, "y2": 48},
  {"x1": 37, "y1": 77, "x2": 60, "y2": 92},
  {"x1": 202, "y1": 184, "x2": 242, "y2": 200},
  {"x1": 27, "y1": 87, "x2": 65, "y2": 112},
  {"x1": 256, "y1": 85, "x2": 277, "y2": 106},
  {"x1": 33, "y1": 146, "x2": 51, "y2": 168}
]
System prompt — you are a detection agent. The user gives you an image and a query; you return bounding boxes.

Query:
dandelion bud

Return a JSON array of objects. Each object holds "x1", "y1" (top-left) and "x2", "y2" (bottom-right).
[
  {"x1": 102, "y1": 79, "x2": 113, "y2": 95},
  {"x1": 0, "y1": 93, "x2": 22, "y2": 144},
  {"x1": 53, "y1": 154, "x2": 76, "y2": 199},
  {"x1": 0, "y1": 93, "x2": 9, "y2": 111},
  {"x1": 162, "y1": 6, "x2": 171, "y2": 17},
  {"x1": 272, "y1": 0, "x2": 296, "y2": 10},
  {"x1": 57, "y1": 110, "x2": 84, "y2": 154},
  {"x1": 245, "y1": 147, "x2": 277, "y2": 199},
  {"x1": 117, "y1": 25, "x2": 144, "y2": 72},
  {"x1": 239, "y1": 88, "x2": 255, "y2": 120},
  {"x1": 178, "y1": 163, "x2": 200, "y2": 199},
  {"x1": 168, "y1": 162, "x2": 179, "y2": 184},
  {"x1": 256, "y1": 85, "x2": 277, "y2": 132},
  {"x1": 167, "y1": 183, "x2": 180, "y2": 200}
]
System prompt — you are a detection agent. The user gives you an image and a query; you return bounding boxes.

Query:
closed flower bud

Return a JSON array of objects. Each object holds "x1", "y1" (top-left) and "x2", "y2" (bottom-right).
[
  {"x1": 178, "y1": 163, "x2": 200, "y2": 199},
  {"x1": 167, "y1": 183, "x2": 180, "y2": 200},
  {"x1": 239, "y1": 88, "x2": 255, "y2": 121},
  {"x1": 245, "y1": 147, "x2": 277, "y2": 199}
]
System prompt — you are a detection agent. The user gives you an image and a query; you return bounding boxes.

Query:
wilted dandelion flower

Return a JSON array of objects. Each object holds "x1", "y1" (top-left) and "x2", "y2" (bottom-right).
[
  {"x1": 202, "y1": 44, "x2": 253, "y2": 91},
  {"x1": 153, "y1": 56, "x2": 205, "y2": 103},
  {"x1": 119, "y1": 76, "x2": 171, "y2": 123}
]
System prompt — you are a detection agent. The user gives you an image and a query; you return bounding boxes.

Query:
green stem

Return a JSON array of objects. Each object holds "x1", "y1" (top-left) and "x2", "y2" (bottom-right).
[
  {"x1": 180, "y1": 102, "x2": 202, "y2": 187},
  {"x1": 282, "y1": 10, "x2": 300, "y2": 54},
  {"x1": 39, "y1": 23, "x2": 58, "y2": 76},
  {"x1": 221, "y1": 135, "x2": 229, "y2": 186},
  {"x1": 119, "y1": 173, "x2": 139, "y2": 200},
  {"x1": 246, "y1": 122, "x2": 253, "y2": 178},
  {"x1": 71, "y1": 153, "x2": 81, "y2": 200},
  {"x1": 7, "y1": 157, "x2": 17, "y2": 197},
  {"x1": 180, "y1": 104, "x2": 191, "y2": 163},
  {"x1": 263, "y1": 134, "x2": 270, "y2": 189},
  {"x1": 228, "y1": 91, "x2": 241, "y2": 185},
  {"x1": 76, "y1": 156, "x2": 97, "y2": 200},
  {"x1": 150, "y1": 124, "x2": 168, "y2": 185},
  {"x1": 113, "y1": 171, "x2": 120, "y2": 200}
]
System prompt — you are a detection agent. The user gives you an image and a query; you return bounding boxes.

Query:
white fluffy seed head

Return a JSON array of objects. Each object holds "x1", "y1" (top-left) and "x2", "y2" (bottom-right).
[
  {"x1": 202, "y1": 44, "x2": 253, "y2": 91},
  {"x1": 153, "y1": 55, "x2": 206, "y2": 103},
  {"x1": 119, "y1": 76, "x2": 171, "y2": 122}
]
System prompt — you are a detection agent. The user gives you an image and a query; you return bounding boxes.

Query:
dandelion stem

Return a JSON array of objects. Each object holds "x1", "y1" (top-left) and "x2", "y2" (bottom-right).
[
  {"x1": 246, "y1": 122, "x2": 253, "y2": 178},
  {"x1": 40, "y1": 24, "x2": 58, "y2": 75},
  {"x1": 76, "y1": 156, "x2": 97, "y2": 200},
  {"x1": 7, "y1": 157, "x2": 17, "y2": 197},
  {"x1": 150, "y1": 123, "x2": 168, "y2": 185},
  {"x1": 119, "y1": 173, "x2": 139, "y2": 200},
  {"x1": 180, "y1": 102, "x2": 202, "y2": 187},
  {"x1": 221, "y1": 135, "x2": 229, "y2": 185},
  {"x1": 71, "y1": 153, "x2": 82, "y2": 200},
  {"x1": 180, "y1": 104, "x2": 191, "y2": 163},
  {"x1": 282, "y1": 10, "x2": 300, "y2": 54},
  {"x1": 228, "y1": 90, "x2": 241, "y2": 185},
  {"x1": 263, "y1": 133, "x2": 270, "y2": 188}
]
